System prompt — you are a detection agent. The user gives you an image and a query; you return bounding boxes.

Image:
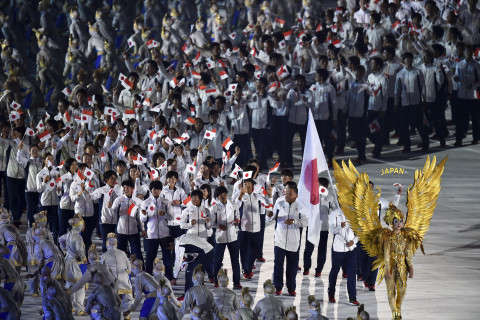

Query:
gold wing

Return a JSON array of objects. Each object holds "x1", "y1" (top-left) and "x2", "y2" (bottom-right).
[
  {"x1": 333, "y1": 159, "x2": 384, "y2": 257},
  {"x1": 404, "y1": 156, "x2": 448, "y2": 251}
]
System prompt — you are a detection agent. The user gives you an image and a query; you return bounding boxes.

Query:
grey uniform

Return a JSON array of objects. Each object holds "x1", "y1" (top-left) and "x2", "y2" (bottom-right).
[
  {"x1": 69, "y1": 261, "x2": 117, "y2": 293},
  {"x1": 42, "y1": 296, "x2": 75, "y2": 320},
  {"x1": 128, "y1": 271, "x2": 159, "y2": 318},
  {"x1": 212, "y1": 287, "x2": 240, "y2": 320},
  {"x1": 305, "y1": 312, "x2": 330, "y2": 320},
  {"x1": 235, "y1": 308, "x2": 255, "y2": 320},
  {"x1": 0, "y1": 257, "x2": 24, "y2": 306},
  {"x1": 179, "y1": 284, "x2": 224, "y2": 320},
  {"x1": 253, "y1": 295, "x2": 285, "y2": 320},
  {"x1": 85, "y1": 285, "x2": 122, "y2": 320},
  {"x1": 157, "y1": 295, "x2": 179, "y2": 320},
  {"x1": 0, "y1": 287, "x2": 20, "y2": 319}
]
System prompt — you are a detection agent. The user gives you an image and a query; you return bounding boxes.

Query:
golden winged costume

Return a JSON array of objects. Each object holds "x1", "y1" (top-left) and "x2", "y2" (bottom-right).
[{"x1": 333, "y1": 156, "x2": 447, "y2": 320}]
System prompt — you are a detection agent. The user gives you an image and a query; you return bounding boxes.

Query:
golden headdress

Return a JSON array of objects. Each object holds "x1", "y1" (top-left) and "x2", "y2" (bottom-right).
[{"x1": 384, "y1": 203, "x2": 405, "y2": 226}]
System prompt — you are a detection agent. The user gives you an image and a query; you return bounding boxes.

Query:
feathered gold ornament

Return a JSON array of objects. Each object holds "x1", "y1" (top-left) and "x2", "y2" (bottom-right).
[{"x1": 333, "y1": 156, "x2": 448, "y2": 320}]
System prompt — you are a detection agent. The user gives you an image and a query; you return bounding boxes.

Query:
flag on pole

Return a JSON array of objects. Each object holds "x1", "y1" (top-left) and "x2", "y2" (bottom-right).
[{"x1": 298, "y1": 109, "x2": 329, "y2": 245}]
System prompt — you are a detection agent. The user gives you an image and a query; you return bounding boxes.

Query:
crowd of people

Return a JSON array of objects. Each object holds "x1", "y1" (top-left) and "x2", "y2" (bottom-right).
[{"x1": 0, "y1": 0, "x2": 476, "y2": 319}]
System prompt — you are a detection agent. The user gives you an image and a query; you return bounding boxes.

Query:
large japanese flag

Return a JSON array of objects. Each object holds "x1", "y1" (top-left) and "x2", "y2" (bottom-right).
[{"x1": 298, "y1": 109, "x2": 329, "y2": 244}]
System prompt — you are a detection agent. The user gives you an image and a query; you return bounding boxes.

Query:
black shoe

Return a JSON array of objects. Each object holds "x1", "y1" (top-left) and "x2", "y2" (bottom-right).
[
  {"x1": 421, "y1": 144, "x2": 429, "y2": 152},
  {"x1": 472, "y1": 139, "x2": 479, "y2": 145},
  {"x1": 454, "y1": 141, "x2": 462, "y2": 147},
  {"x1": 401, "y1": 146, "x2": 411, "y2": 153}
]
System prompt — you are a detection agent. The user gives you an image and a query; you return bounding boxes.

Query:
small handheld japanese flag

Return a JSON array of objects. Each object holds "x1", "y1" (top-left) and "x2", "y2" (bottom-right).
[
  {"x1": 222, "y1": 137, "x2": 233, "y2": 150},
  {"x1": 9, "y1": 111, "x2": 20, "y2": 121},
  {"x1": 38, "y1": 130, "x2": 51, "y2": 142},
  {"x1": 81, "y1": 109, "x2": 93, "y2": 123},
  {"x1": 193, "y1": 51, "x2": 201, "y2": 65},
  {"x1": 184, "y1": 117, "x2": 196, "y2": 126},
  {"x1": 127, "y1": 203, "x2": 137, "y2": 215},
  {"x1": 77, "y1": 169, "x2": 85, "y2": 181},
  {"x1": 36, "y1": 120, "x2": 45, "y2": 131},
  {"x1": 127, "y1": 36, "x2": 135, "y2": 49},
  {"x1": 62, "y1": 87, "x2": 71, "y2": 97},
  {"x1": 219, "y1": 70, "x2": 228, "y2": 80},
  {"x1": 186, "y1": 164, "x2": 196, "y2": 175},
  {"x1": 229, "y1": 164, "x2": 242, "y2": 179},
  {"x1": 149, "y1": 168, "x2": 159, "y2": 180},
  {"x1": 283, "y1": 30, "x2": 293, "y2": 40},
  {"x1": 10, "y1": 101, "x2": 21, "y2": 111},
  {"x1": 146, "y1": 39, "x2": 159, "y2": 49},
  {"x1": 228, "y1": 83, "x2": 238, "y2": 92},
  {"x1": 242, "y1": 171, "x2": 253, "y2": 179},
  {"x1": 229, "y1": 32, "x2": 236, "y2": 40},
  {"x1": 182, "y1": 195, "x2": 192, "y2": 206},
  {"x1": 191, "y1": 71, "x2": 201, "y2": 79},
  {"x1": 274, "y1": 18, "x2": 285, "y2": 28},
  {"x1": 119, "y1": 73, "x2": 134, "y2": 89},
  {"x1": 147, "y1": 144, "x2": 155, "y2": 154},
  {"x1": 204, "y1": 129, "x2": 216, "y2": 140},
  {"x1": 124, "y1": 109, "x2": 136, "y2": 119},
  {"x1": 100, "y1": 152, "x2": 107, "y2": 163},
  {"x1": 25, "y1": 127, "x2": 35, "y2": 136},
  {"x1": 369, "y1": 119, "x2": 380, "y2": 133},
  {"x1": 84, "y1": 167, "x2": 94, "y2": 180},
  {"x1": 278, "y1": 40, "x2": 286, "y2": 49}
]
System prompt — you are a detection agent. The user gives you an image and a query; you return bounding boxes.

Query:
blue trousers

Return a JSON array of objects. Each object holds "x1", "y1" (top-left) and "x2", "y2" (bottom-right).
[
  {"x1": 42, "y1": 205, "x2": 59, "y2": 243},
  {"x1": 144, "y1": 237, "x2": 173, "y2": 278},
  {"x1": 81, "y1": 215, "x2": 97, "y2": 254},
  {"x1": 285, "y1": 123, "x2": 307, "y2": 166},
  {"x1": 238, "y1": 230, "x2": 260, "y2": 274},
  {"x1": 349, "y1": 116, "x2": 367, "y2": 160},
  {"x1": 7, "y1": 177, "x2": 25, "y2": 222},
  {"x1": 0, "y1": 171, "x2": 7, "y2": 210},
  {"x1": 100, "y1": 223, "x2": 116, "y2": 253},
  {"x1": 58, "y1": 208, "x2": 74, "y2": 238},
  {"x1": 232, "y1": 134, "x2": 252, "y2": 168},
  {"x1": 359, "y1": 243, "x2": 378, "y2": 284},
  {"x1": 367, "y1": 111, "x2": 385, "y2": 155},
  {"x1": 251, "y1": 128, "x2": 270, "y2": 170},
  {"x1": 270, "y1": 115, "x2": 288, "y2": 162},
  {"x1": 25, "y1": 191, "x2": 40, "y2": 227},
  {"x1": 214, "y1": 240, "x2": 241, "y2": 285},
  {"x1": 303, "y1": 230, "x2": 328, "y2": 272},
  {"x1": 257, "y1": 214, "x2": 266, "y2": 259},
  {"x1": 183, "y1": 244, "x2": 213, "y2": 293},
  {"x1": 273, "y1": 246, "x2": 299, "y2": 291},
  {"x1": 117, "y1": 233, "x2": 144, "y2": 262},
  {"x1": 328, "y1": 247, "x2": 357, "y2": 300}
]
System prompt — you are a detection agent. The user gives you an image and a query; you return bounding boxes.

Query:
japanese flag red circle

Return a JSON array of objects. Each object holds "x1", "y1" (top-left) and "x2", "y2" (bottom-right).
[
  {"x1": 87, "y1": 171, "x2": 91, "y2": 176},
  {"x1": 150, "y1": 206, "x2": 154, "y2": 211},
  {"x1": 82, "y1": 116, "x2": 87, "y2": 121},
  {"x1": 206, "y1": 132, "x2": 210, "y2": 137},
  {"x1": 320, "y1": 187, "x2": 325, "y2": 193},
  {"x1": 50, "y1": 182, "x2": 55, "y2": 187},
  {"x1": 121, "y1": 76, "x2": 125, "y2": 80}
]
